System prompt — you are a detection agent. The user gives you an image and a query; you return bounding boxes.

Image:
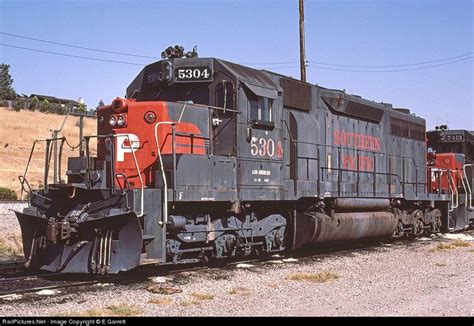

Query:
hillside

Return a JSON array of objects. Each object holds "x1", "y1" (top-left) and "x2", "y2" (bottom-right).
[{"x1": 0, "y1": 107, "x2": 96, "y2": 198}]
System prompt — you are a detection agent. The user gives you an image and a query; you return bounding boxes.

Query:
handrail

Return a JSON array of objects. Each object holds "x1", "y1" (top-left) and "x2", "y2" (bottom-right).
[
  {"x1": 283, "y1": 119, "x2": 426, "y2": 166},
  {"x1": 447, "y1": 171, "x2": 459, "y2": 212},
  {"x1": 18, "y1": 176, "x2": 31, "y2": 196},
  {"x1": 120, "y1": 134, "x2": 144, "y2": 217},
  {"x1": 20, "y1": 137, "x2": 66, "y2": 199},
  {"x1": 154, "y1": 121, "x2": 174, "y2": 226},
  {"x1": 175, "y1": 101, "x2": 241, "y2": 114},
  {"x1": 21, "y1": 134, "x2": 145, "y2": 216},
  {"x1": 282, "y1": 119, "x2": 433, "y2": 197},
  {"x1": 85, "y1": 134, "x2": 144, "y2": 217},
  {"x1": 115, "y1": 173, "x2": 132, "y2": 194},
  {"x1": 463, "y1": 164, "x2": 472, "y2": 210}
]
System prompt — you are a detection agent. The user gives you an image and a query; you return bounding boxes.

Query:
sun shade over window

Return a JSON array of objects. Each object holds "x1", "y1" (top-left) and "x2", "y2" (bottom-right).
[{"x1": 242, "y1": 82, "x2": 278, "y2": 100}]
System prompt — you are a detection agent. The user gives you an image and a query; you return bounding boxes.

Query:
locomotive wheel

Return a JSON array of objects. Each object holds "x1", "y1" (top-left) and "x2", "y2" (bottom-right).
[
  {"x1": 392, "y1": 221, "x2": 404, "y2": 238},
  {"x1": 416, "y1": 219, "x2": 425, "y2": 236}
]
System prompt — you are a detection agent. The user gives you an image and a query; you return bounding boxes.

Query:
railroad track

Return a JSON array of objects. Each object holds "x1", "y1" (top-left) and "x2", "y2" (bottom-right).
[
  {"x1": 0, "y1": 232, "x2": 462, "y2": 301},
  {"x1": 0, "y1": 200, "x2": 28, "y2": 205},
  {"x1": 0, "y1": 261, "x2": 27, "y2": 277},
  {"x1": 0, "y1": 280, "x2": 100, "y2": 297}
]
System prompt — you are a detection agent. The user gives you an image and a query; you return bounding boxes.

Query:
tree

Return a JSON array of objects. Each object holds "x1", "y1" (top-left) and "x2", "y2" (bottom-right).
[
  {"x1": 0, "y1": 64, "x2": 17, "y2": 100},
  {"x1": 40, "y1": 99, "x2": 50, "y2": 113},
  {"x1": 78, "y1": 102, "x2": 87, "y2": 113},
  {"x1": 30, "y1": 96, "x2": 39, "y2": 111},
  {"x1": 13, "y1": 98, "x2": 23, "y2": 111},
  {"x1": 97, "y1": 99, "x2": 105, "y2": 109}
]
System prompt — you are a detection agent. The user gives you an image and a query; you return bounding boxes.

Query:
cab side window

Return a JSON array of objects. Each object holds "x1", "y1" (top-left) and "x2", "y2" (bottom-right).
[
  {"x1": 248, "y1": 93, "x2": 259, "y2": 120},
  {"x1": 248, "y1": 93, "x2": 273, "y2": 122}
]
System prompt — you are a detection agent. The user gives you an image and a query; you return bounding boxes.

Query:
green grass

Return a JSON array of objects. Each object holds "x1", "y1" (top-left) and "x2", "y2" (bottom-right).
[{"x1": 0, "y1": 187, "x2": 17, "y2": 200}]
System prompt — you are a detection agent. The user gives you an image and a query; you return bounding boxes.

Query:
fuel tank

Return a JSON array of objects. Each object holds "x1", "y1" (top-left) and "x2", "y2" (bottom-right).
[{"x1": 292, "y1": 211, "x2": 398, "y2": 249}]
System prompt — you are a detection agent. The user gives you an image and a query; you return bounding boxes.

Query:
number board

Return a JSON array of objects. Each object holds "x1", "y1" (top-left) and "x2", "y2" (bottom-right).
[
  {"x1": 444, "y1": 134, "x2": 465, "y2": 142},
  {"x1": 175, "y1": 67, "x2": 212, "y2": 82}
]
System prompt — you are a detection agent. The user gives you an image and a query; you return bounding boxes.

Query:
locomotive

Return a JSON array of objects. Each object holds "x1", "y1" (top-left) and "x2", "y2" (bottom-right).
[{"x1": 15, "y1": 47, "x2": 474, "y2": 274}]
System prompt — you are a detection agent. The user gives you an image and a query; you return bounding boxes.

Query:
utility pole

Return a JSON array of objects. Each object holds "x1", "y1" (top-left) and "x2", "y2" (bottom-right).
[{"x1": 299, "y1": 0, "x2": 307, "y2": 82}]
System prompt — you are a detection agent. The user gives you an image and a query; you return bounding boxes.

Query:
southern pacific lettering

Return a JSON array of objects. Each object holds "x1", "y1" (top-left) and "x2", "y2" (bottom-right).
[
  {"x1": 341, "y1": 153, "x2": 374, "y2": 172},
  {"x1": 333, "y1": 130, "x2": 381, "y2": 152}
]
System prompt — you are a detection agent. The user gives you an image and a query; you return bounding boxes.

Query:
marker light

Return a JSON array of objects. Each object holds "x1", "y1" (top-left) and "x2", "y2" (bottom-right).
[
  {"x1": 109, "y1": 115, "x2": 117, "y2": 127},
  {"x1": 144, "y1": 111, "x2": 156, "y2": 124}
]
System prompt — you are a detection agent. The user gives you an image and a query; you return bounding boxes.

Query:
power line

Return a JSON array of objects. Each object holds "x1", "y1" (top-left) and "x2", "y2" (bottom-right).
[
  {"x1": 1, "y1": 42, "x2": 299, "y2": 70},
  {"x1": 0, "y1": 43, "x2": 145, "y2": 66},
  {"x1": 0, "y1": 31, "x2": 161, "y2": 60},
  {"x1": 240, "y1": 61, "x2": 299, "y2": 65},
  {"x1": 259, "y1": 65, "x2": 300, "y2": 70},
  {"x1": 309, "y1": 52, "x2": 474, "y2": 68},
  {"x1": 2, "y1": 30, "x2": 473, "y2": 72},
  {"x1": 1, "y1": 41, "x2": 472, "y2": 72},
  {"x1": 308, "y1": 56, "x2": 473, "y2": 72}
]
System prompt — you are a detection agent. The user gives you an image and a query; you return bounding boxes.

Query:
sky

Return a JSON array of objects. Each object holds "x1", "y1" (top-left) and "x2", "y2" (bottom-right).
[{"x1": 0, "y1": 0, "x2": 472, "y2": 130}]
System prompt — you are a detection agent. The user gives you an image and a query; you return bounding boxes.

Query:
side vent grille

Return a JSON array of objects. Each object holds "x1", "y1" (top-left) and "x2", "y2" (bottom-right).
[{"x1": 280, "y1": 78, "x2": 311, "y2": 111}]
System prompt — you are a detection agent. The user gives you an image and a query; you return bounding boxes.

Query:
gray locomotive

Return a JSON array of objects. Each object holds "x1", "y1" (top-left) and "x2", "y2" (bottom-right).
[{"x1": 15, "y1": 47, "x2": 473, "y2": 273}]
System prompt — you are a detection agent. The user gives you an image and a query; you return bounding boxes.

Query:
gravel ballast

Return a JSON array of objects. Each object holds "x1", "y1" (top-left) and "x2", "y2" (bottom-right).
[
  {"x1": 0, "y1": 202, "x2": 25, "y2": 260},
  {"x1": 0, "y1": 230, "x2": 473, "y2": 316}
]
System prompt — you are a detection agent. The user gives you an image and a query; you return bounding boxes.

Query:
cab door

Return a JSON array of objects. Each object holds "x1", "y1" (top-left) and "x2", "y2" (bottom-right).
[
  {"x1": 238, "y1": 82, "x2": 284, "y2": 201},
  {"x1": 212, "y1": 79, "x2": 237, "y2": 156}
]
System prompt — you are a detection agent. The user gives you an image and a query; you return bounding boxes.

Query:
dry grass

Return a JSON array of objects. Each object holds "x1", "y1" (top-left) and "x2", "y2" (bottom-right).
[
  {"x1": 56, "y1": 303, "x2": 142, "y2": 317},
  {"x1": 0, "y1": 238, "x2": 22, "y2": 258},
  {"x1": 228, "y1": 286, "x2": 250, "y2": 295},
  {"x1": 430, "y1": 240, "x2": 471, "y2": 252},
  {"x1": 149, "y1": 297, "x2": 173, "y2": 305},
  {"x1": 434, "y1": 262, "x2": 447, "y2": 267},
  {"x1": 451, "y1": 240, "x2": 472, "y2": 247},
  {"x1": 190, "y1": 292, "x2": 215, "y2": 301},
  {"x1": 179, "y1": 300, "x2": 199, "y2": 307},
  {"x1": 287, "y1": 271, "x2": 341, "y2": 283},
  {"x1": 0, "y1": 107, "x2": 96, "y2": 197},
  {"x1": 146, "y1": 284, "x2": 182, "y2": 295}
]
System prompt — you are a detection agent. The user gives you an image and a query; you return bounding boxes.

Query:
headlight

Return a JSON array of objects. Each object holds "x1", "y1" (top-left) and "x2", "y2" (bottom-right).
[
  {"x1": 117, "y1": 114, "x2": 126, "y2": 126},
  {"x1": 109, "y1": 115, "x2": 117, "y2": 127}
]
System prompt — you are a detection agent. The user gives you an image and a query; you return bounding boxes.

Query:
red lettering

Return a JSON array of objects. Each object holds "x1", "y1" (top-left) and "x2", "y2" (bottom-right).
[
  {"x1": 332, "y1": 130, "x2": 381, "y2": 152},
  {"x1": 334, "y1": 130, "x2": 341, "y2": 146},
  {"x1": 341, "y1": 132, "x2": 347, "y2": 146},
  {"x1": 346, "y1": 132, "x2": 352, "y2": 147},
  {"x1": 364, "y1": 136, "x2": 371, "y2": 150},
  {"x1": 373, "y1": 138, "x2": 380, "y2": 151},
  {"x1": 358, "y1": 155, "x2": 375, "y2": 172},
  {"x1": 342, "y1": 154, "x2": 356, "y2": 170}
]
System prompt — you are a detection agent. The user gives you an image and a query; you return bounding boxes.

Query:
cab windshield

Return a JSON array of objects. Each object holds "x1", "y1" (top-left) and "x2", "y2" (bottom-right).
[{"x1": 145, "y1": 83, "x2": 210, "y2": 106}]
